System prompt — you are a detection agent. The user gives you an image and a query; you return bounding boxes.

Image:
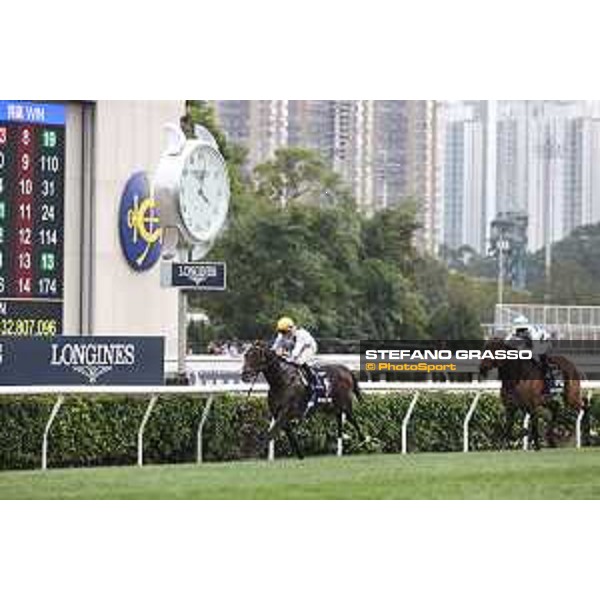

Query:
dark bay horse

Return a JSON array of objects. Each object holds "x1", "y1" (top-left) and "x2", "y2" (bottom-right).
[
  {"x1": 241, "y1": 341, "x2": 368, "y2": 459},
  {"x1": 479, "y1": 337, "x2": 588, "y2": 450}
]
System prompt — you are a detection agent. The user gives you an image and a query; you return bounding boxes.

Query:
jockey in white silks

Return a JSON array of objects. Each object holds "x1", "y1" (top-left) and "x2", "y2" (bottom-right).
[
  {"x1": 506, "y1": 315, "x2": 554, "y2": 393},
  {"x1": 271, "y1": 316, "x2": 320, "y2": 414}
]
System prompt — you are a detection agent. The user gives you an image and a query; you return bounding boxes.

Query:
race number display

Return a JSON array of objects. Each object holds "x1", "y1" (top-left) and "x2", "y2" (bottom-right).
[{"x1": 0, "y1": 101, "x2": 65, "y2": 336}]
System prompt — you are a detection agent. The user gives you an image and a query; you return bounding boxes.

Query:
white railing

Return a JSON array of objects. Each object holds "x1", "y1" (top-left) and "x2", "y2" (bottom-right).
[
  {"x1": 169, "y1": 354, "x2": 363, "y2": 378},
  {"x1": 2, "y1": 380, "x2": 597, "y2": 470}
]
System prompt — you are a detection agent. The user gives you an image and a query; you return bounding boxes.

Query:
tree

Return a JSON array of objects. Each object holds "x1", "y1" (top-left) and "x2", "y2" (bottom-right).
[
  {"x1": 440, "y1": 243, "x2": 497, "y2": 279},
  {"x1": 202, "y1": 198, "x2": 364, "y2": 341},
  {"x1": 526, "y1": 222, "x2": 600, "y2": 304},
  {"x1": 429, "y1": 273, "x2": 485, "y2": 340},
  {"x1": 430, "y1": 302, "x2": 483, "y2": 340},
  {"x1": 359, "y1": 258, "x2": 428, "y2": 339},
  {"x1": 361, "y1": 201, "x2": 421, "y2": 276},
  {"x1": 252, "y1": 147, "x2": 353, "y2": 208}
]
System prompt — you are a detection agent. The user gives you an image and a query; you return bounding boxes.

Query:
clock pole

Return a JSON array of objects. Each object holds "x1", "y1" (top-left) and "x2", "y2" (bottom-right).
[
  {"x1": 177, "y1": 258, "x2": 189, "y2": 377},
  {"x1": 154, "y1": 123, "x2": 230, "y2": 384}
]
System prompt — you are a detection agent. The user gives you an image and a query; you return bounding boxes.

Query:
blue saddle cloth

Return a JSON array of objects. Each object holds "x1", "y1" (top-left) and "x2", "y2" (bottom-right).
[
  {"x1": 314, "y1": 370, "x2": 328, "y2": 397},
  {"x1": 300, "y1": 366, "x2": 328, "y2": 397}
]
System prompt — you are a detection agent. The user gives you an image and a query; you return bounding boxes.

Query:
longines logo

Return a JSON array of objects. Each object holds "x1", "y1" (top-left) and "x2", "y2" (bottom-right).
[
  {"x1": 177, "y1": 264, "x2": 217, "y2": 286},
  {"x1": 50, "y1": 343, "x2": 136, "y2": 383}
]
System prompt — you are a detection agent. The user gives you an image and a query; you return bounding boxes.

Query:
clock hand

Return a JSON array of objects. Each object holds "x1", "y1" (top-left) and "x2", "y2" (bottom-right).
[
  {"x1": 197, "y1": 187, "x2": 210, "y2": 203},
  {"x1": 192, "y1": 169, "x2": 207, "y2": 185}
]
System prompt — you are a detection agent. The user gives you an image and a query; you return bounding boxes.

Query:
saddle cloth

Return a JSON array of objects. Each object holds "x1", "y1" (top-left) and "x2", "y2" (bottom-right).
[
  {"x1": 547, "y1": 363, "x2": 564, "y2": 394},
  {"x1": 300, "y1": 368, "x2": 332, "y2": 402}
]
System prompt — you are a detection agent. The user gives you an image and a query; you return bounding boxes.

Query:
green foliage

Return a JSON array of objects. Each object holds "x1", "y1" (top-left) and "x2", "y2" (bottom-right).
[
  {"x1": 429, "y1": 273, "x2": 485, "y2": 339},
  {"x1": 362, "y1": 201, "x2": 420, "y2": 271},
  {"x1": 359, "y1": 259, "x2": 428, "y2": 339},
  {"x1": 526, "y1": 222, "x2": 600, "y2": 304},
  {"x1": 1, "y1": 392, "x2": 596, "y2": 470},
  {"x1": 447, "y1": 220, "x2": 600, "y2": 305},
  {"x1": 252, "y1": 147, "x2": 353, "y2": 207}
]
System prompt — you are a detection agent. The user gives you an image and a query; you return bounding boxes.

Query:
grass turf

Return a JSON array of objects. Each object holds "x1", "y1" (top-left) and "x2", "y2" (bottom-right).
[{"x1": 1, "y1": 449, "x2": 600, "y2": 499}]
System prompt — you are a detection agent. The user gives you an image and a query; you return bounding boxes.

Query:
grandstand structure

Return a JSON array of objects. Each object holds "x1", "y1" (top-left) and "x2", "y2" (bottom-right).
[{"x1": 485, "y1": 303, "x2": 600, "y2": 340}]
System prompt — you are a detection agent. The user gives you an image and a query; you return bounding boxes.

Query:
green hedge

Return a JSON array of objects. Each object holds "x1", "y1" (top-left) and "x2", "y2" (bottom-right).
[{"x1": 0, "y1": 392, "x2": 598, "y2": 470}]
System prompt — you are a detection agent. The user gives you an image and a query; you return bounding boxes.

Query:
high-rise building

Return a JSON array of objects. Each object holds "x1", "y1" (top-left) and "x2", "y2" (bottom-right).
[
  {"x1": 213, "y1": 100, "x2": 439, "y2": 252},
  {"x1": 524, "y1": 100, "x2": 600, "y2": 250},
  {"x1": 371, "y1": 101, "x2": 435, "y2": 209},
  {"x1": 332, "y1": 100, "x2": 374, "y2": 210},
  {"x1": 367, "y1": 101, "x2": 438, "y2": 252},
  {"x1": 213, "y1": 100, "x2": 288, "y2": 166},
  {"x1": 495, "y1": 101, "x2": 529, "y2": 216},
  {"x1": 437, "y1": 101, "x2": 491, "y2": 254},
  {"x1": 438, "y1": 100, "x2": 600, "y2": 255},
  {"x1": 288, "y1": 100, "x2": 336, "y2": 163}
]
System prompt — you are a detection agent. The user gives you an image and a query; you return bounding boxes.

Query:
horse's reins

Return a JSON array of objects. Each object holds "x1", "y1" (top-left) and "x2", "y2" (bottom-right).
[{"x1": 244, "y1": 346, "x2": 288, "y2": 399}]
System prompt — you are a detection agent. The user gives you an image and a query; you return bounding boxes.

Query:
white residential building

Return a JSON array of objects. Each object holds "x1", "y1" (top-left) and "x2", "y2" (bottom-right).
[{"x1": 214, "y1": 100, "x2": 439, "y2": 252}]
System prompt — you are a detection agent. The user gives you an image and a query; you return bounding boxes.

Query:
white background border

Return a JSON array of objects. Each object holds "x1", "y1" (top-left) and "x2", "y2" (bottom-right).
[{"x1": 3, "y1": 1, "x2": 600, "y2": 598}]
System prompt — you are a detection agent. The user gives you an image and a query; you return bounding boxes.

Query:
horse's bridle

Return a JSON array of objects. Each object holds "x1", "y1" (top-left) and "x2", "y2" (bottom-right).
[{"x1": 242, "y1": 344, "x2": 277, "y2": 379}]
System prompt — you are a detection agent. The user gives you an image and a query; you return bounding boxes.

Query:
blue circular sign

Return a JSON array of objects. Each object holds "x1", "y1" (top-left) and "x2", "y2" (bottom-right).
[{"x1": 118, "y1": 172, "x2": 162, "y2": 271}]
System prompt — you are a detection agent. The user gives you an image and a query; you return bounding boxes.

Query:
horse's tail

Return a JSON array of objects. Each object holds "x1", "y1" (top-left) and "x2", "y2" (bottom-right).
[
  {"x1": 351, "y1": 371, "x2": 365, "y2": 402},
  {"x1": 550, "y1": 355, "x2": 593, "y2": 444},
  {"x1": 549, "y1": 355, "x2": 580, "y2": 405}
]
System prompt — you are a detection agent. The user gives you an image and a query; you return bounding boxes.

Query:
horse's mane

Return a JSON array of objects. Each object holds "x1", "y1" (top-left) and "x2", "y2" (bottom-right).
[{"x1": 249, "y1": 341, "x2": 291, "y2": 369}]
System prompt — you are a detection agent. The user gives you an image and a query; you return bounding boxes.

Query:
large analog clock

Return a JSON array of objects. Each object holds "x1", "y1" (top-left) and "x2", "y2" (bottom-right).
[
  {"x1": 153, "y1": 125, "x2": 230, "y2": 257},
  {"x1": 180, "y1": 144, "x2": 229, "y2": 243}
]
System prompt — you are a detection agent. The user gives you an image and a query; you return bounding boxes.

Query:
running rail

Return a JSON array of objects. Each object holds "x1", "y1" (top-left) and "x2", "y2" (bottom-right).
[
  {"x1": 2, "y1": 380, "x2": 596, "y2": 470},
  {"x1": 463, "y1": 392, "x2": 482, "y2": 453}
]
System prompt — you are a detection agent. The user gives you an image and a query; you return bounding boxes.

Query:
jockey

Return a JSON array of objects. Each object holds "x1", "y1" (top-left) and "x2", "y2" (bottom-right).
[
  {"x1": 506, "y1": 316, "x2": 553, "y2": 393},
  {"x1": 271, "y1": 316, "x2": 320, "y2": 415}
]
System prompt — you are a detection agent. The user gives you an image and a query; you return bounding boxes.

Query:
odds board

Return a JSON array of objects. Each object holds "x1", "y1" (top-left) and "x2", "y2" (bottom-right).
[{"x1": 0, "y1": 101, "x2": 65, "y2": 336}]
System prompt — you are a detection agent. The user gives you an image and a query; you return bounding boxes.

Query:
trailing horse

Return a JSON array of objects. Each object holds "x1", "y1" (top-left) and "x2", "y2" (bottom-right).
[
  {"x1": 479, "y1": 337, "x2": 589, "y2": 450},
  {"x1": 241, "y1": 340, "x2": 368, "y2": 459}
]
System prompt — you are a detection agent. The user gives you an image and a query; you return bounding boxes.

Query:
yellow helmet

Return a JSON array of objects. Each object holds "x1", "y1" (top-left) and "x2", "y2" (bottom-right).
[{"x1": 276, "y1": 316, "x2": 295, "y2": 332}]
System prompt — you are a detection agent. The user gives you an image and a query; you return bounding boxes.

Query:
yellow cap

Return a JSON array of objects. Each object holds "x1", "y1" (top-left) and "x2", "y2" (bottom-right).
[{"x1": 276, "y1": 317, "x2": 295, "y2": 332}]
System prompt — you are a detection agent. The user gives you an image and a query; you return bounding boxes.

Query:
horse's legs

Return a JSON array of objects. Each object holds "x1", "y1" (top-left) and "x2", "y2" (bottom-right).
[
  {"x1": 503, "y1": 403, "x2": 517, "y2": 449},
  {"x1": 546, "y1": 401, "x2": 559, "y2": 448},
  {"x1": 336, "y1": 412, "x2": 344, "y2": 441},
  {"x1": 335, "y1": 412, "x2": 345, "y2": 456},
  {"x1": 265, "y1": 411, "x2": 286, "y2": 450},
  {"x1": 284, "y1": 425, "x2": 304, "y2": 460},
  {"x1": 530, "y1": 408, "x2": 541, "y2": 451}
]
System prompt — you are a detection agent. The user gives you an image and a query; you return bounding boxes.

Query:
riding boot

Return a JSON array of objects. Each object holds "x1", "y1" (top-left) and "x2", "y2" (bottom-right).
[
  {"x1": 302, "y1": 365, "x2": 318, "y2": 418},
  {"x1": 303, "y1": 389, "x2": 318, "y2": 418}
]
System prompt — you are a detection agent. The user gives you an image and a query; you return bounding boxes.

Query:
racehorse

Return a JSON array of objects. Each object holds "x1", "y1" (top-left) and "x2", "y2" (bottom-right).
[
  {"x1": 241, "y1": 340, "x2": 368, "y2": 459},
  {"x1": 479, "y1": 337, "x2": 589, "y2": 450}
]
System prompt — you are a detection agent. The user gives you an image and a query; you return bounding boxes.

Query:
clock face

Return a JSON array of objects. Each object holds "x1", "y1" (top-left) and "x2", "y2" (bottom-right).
[{"x1": 179, "y1": 145, "x2": 230, "y2": 243}]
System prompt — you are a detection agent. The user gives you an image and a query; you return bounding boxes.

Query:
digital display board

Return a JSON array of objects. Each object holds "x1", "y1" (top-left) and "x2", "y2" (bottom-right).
[{"x1": 0, "y1": 101, "x2": 65, "y2": 336}]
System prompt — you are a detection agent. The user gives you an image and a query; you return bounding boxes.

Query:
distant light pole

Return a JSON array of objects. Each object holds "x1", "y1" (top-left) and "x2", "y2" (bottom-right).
[
  {"x1": 497, "y1": 236, "x2": 509, "y2": 307},
  {"x1": 542, "y1": 127, "x2": 563, "y2": 304}
]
